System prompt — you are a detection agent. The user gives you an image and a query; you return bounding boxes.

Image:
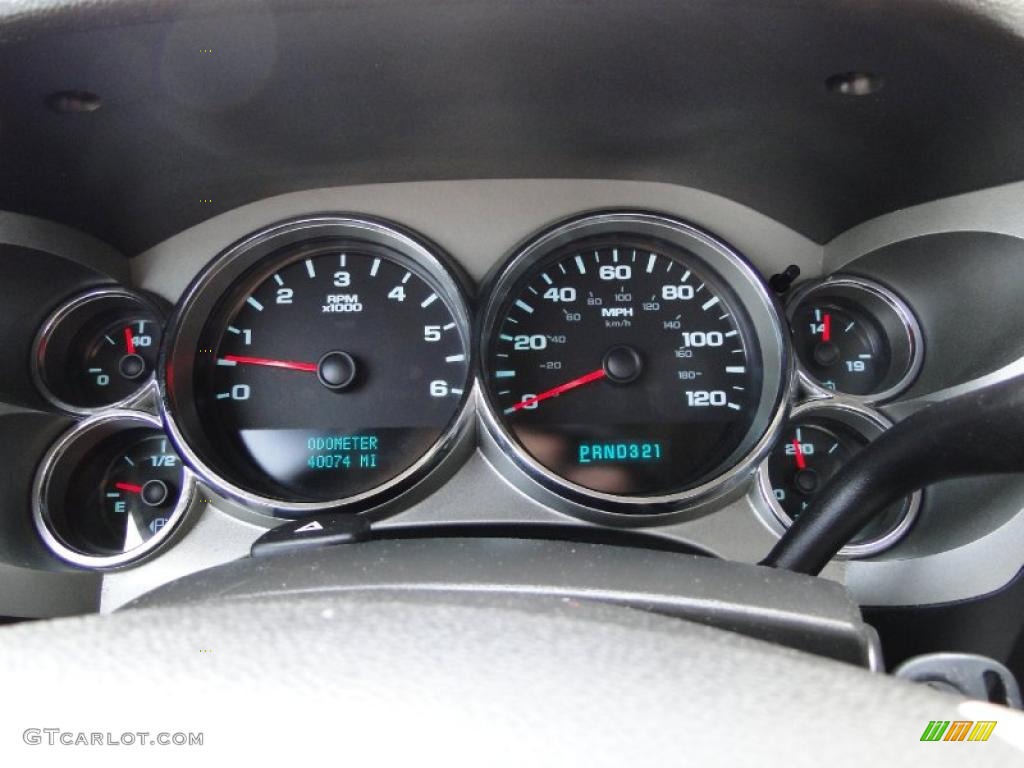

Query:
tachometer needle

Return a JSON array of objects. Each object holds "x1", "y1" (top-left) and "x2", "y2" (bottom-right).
[
  {"x1": 221, "y1": 354, "x2": 318, "y2": 372},
  {"x1": 792, "y1": 439, "x2": 807, "y2": 470},
  {"x1": 115, "y1": 482, "x2": 143, "y2": 494},
  {"x1": 510, "y1": 368, "x2": 607, "y2": 413},
  {"x1": 124, "y1": 327, "x2": 136, "y2": 354}
]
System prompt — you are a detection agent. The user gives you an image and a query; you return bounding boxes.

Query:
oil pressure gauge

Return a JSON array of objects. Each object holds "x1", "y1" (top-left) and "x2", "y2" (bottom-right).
[
  {"x1": 787, "y1": 276, "x2": 923, "y2": 404},
  {"x1": 33, "y1": 288, "x2": 165, "y2": 414}
]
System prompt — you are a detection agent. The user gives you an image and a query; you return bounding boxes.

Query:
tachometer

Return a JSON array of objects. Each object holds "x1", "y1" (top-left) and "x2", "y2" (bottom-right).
[
  {"x1": 478, "y1": 212, "x2": 791, "y2": 517},
  {"x1": 161, "y1": 216, "x2": 473, "y2": 516}
]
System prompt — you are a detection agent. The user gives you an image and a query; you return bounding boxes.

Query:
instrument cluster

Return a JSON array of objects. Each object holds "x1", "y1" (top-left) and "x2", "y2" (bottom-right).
[{"x1": 29, "y1": 211, "x2": 927, "y2": 569}]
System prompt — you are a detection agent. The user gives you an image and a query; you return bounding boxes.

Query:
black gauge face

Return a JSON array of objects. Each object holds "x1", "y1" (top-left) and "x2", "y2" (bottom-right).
[
  {"x1": 40, "y1": 426, "x2": 190, "y2": 564},
  {"x1": 766, "y1": 417, "x2": 909, "y2": 547},
  {"x1": 37, "y1": 292, "x2": 163, "y2": 411},
  {"x1": 97, "y1": 435, "x2": 184, "y2": 551},
  {"x1": 790, "y1": 301, "x2": 889, "y2": 395},
  {"x1": 192, "y1": 244, "x2": 470, "y2": 504},
  {"x1": 484, "y1": 237, "x2": 764, "y2": 497}
]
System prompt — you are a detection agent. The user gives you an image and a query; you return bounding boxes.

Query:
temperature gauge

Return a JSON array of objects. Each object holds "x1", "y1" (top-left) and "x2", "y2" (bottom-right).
[
  {"x1": 755, "y1": 401, "x2": 920, "y2": 558},
  {"x1": 33, "y1": 412, "x2": 195, "y2": 568},
  {"x1": 33, "y1": 288, "x2": 165, "y2": 414},
  {"x1": 788, "y1": 277, "x2": 922, "y2": 403}
]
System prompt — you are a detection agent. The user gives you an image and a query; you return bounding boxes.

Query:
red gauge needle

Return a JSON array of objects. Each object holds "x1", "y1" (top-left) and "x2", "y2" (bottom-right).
[
  {"x1": 822, "y1": 313, "x2": 832, "y2": 342},
  {"x1": 511, "y1": 368, "x2": 607, "y2": 412},
  {"x1": 221, "y1": 354, "x2": 318, "y2": 372},
  {"x1": 792, "y1": 439, "x2": 807, "y2": 470},
  {"x1": 124, "y1": 327, "x2": 136, "y2": 354},
  {"x1": 115, "y1": 482, "x2": 143, "y2": 494}
]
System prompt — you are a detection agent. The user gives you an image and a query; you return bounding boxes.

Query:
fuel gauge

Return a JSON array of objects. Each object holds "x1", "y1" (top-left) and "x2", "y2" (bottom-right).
[
  {"x1": 33, "y1": 412, "x2": 195, "y2": 568},
  {"x1": 101, "y1": 435, "x2": 184, "y2": 549}
]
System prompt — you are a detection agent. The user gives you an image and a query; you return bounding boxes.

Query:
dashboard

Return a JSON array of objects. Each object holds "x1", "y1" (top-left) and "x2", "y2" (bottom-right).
[
  {"x1": 8, "y1": 2, "x2": 1024, "y2": 760},
  {"x1": 3, "y1": 177, "x2": 1024, "y2": 627}
]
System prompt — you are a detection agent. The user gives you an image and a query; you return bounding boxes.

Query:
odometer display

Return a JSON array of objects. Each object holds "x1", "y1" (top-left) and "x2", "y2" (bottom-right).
[
  {"x1": 163, "y1": 218, "x2": 473, "y2": 514},
  {"x1": 480, "y1": 213, "x2": 791, "y2": 512}
]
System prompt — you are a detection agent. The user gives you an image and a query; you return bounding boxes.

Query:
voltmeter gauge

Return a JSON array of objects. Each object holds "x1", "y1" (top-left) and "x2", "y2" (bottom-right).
[
  {"x1": 787, "y1": 277, "x2": 923, "y2": 404},
  {"x1": 754, "y1": 400, "x2": 920, "y2": 558},
  {"x1": 33, "y1": 288, "x2": 165, "y2": 414},
  {"x1": 33, "y1": 412, "x2": 195, "y2": 569}
]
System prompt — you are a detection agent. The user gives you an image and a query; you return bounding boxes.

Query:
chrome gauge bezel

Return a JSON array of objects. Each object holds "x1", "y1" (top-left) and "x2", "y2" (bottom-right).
[
  {"x1": 32, "y1": 410, "x2": 197, "y2": 569},
  {"x1": 752, "y1": 399, "x2": 921, "y2": 558},
  {"x1": 159, "y1": 215, "x2": 476, "y2": 519},
  {"x1": 31, "y1": 287, "x2": 166, "y2": 416},
  {"x1": 786, "y1": 275, "x2": 924, "y2": 405},
  {"x1": 476, "y1": 211, "x2": 794, "y2": 523}
]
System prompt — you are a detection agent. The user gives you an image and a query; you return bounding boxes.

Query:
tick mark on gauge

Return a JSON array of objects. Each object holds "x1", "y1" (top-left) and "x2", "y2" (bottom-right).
[
  {"x1": 646, "y1": 253, "x2": 657, "y2": 273},
  {"x1": 495, "y1": 370, "x2": 516, "y2": 378},
  {"x1": 421, "y1": 293, "x2": 438, "y2": 308},
  {"x1": 370, "y1": 258, "x2": 381, "y2": 277},
  {"x1": 499, "y1": 334, "x2": 514, "y2": 341},
  {"x1": 339, "y1": 253, "x2": 347, "y2": 267},
  {"x1": 305, "y1": 259, "x2": 316, "y2": 279},
  {"x1": 681, "y1": 270, "x2": 691, "y2": 283},
  {"x1": 273, "y1": 273, "x2": 284, "y2": 286},
  {"x1": 542, "y1": 272, "x2": 553, "y2": 285},
  {"x1": 402, "y1": 272, "x2": 411, "y2": 284},
  {"x1": 515, "y1": 299, "x2": 534, "y2": 313},
  {"x1": 246, "y1": 296, "x2": 264, "y2": 311},
  {"x1": 445, "y1": 354, "x2": 466, "y2": 363},
  {"x1": 215, "y1": 393, "x2": 230, "y2": 400},
  {"x1": 727, "y1": 403, "x2": 741, "y2": 411},
  {"x1": 443, "y1": 322, "x2": 456, "y2": 330},
  {"x1": 104, "y1": 335, "x2": 116, "y2": 345},
  {"x1": 701, "y1": 296, "x2": 720, "y2": 311},
  {"x1": 216, "y1": 358, "x2": 237, "y2": 366},
  {"x1": 726, "y1": 366, "x2": 746, "y2": 373},
  {"x1": 725, "y1": 330, "x2": 738, "y2": 338}
]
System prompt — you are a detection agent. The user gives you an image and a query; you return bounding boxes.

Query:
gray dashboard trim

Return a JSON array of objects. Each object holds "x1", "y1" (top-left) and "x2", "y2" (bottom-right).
[
  {"x1": 129, "y1": 537, "x2": 881, "y2": 668},
  {"x1": 0, "y1": 210, "x2": 127, "y2": 281}
]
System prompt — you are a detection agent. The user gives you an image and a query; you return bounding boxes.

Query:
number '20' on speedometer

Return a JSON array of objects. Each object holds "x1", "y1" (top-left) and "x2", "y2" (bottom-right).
[{"x1": 478, "y1": 212, "x2": 791, "y2": 516}]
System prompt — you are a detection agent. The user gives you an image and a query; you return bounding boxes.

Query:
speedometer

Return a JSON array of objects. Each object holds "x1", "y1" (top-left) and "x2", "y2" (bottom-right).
[
  {"x1": 478, "y1": 212, "x2": 791, "y2": 517},
  {"x1": 161, "y1": 216, "x2": 473, "y2": 517}
]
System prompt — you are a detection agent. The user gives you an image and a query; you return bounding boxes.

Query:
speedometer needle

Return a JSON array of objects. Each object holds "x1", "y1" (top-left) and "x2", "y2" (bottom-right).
[
  {"x1": 510, "y1": 368, "x2": 607, "y2": 413},
  {"x1": 221, "y1": 354, "x2": 318, "y2": 372}
]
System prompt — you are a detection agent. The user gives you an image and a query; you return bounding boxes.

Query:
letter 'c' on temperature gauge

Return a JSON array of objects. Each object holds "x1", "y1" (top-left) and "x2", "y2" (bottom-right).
[{"x1": 161, "y1": 217, "x2": 473, "y2": 517}]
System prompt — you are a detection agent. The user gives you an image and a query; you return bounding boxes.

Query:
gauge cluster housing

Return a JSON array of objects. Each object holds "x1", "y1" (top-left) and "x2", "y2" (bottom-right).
[{"x1": 1, "y1": 178, "x2": 1023, "y2": 617}]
